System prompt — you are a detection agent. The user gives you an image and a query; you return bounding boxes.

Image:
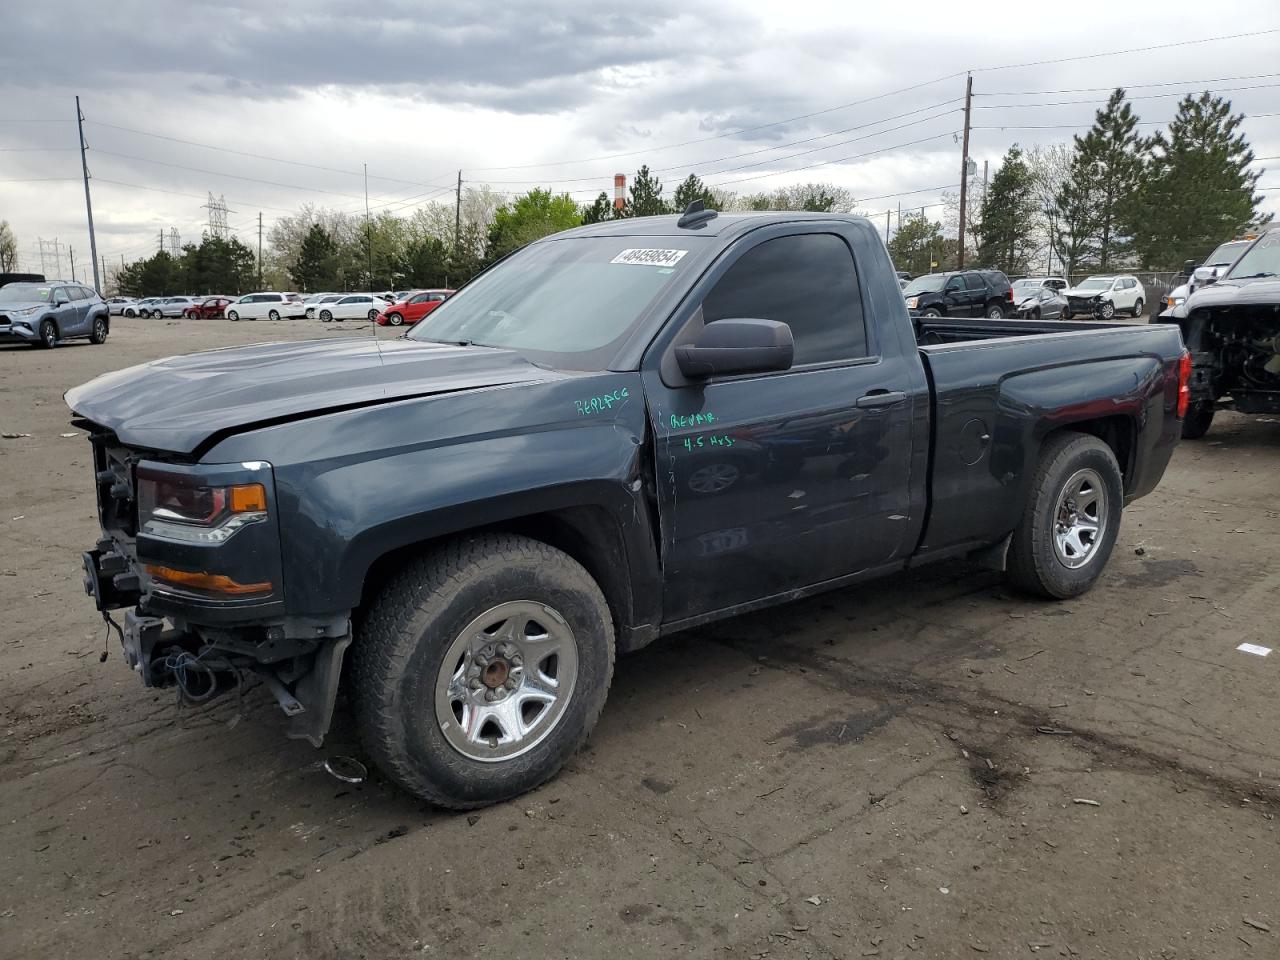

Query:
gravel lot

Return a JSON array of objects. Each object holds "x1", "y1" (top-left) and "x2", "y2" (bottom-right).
[{"x1": 1, "y1": 317, "x2": 1277, "y2": 960}]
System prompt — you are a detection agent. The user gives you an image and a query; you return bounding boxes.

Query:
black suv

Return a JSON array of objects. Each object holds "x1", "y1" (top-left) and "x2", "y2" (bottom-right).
[{"x1": 903, "y1": 270, "x2": 1013, "y2": 319}]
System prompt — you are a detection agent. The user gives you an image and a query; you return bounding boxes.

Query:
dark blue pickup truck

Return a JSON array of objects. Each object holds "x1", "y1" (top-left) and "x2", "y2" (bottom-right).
[{"x1": 68, "y1": 209, "x2": 1189, "y2": 808}]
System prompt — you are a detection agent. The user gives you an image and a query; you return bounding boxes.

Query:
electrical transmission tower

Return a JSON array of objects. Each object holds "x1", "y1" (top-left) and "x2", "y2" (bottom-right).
[
  {"x1": 203, "y1": 192, "x2": 232, "y2": 239},
  {"x1": 166, "y1": 227, "x2": 182, "y2": 256},
  {"x1": 37, "y1": 237, "x2": 64, "y2": 278}
]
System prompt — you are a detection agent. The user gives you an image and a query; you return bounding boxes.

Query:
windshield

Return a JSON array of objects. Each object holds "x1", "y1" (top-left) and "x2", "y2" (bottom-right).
[
  {"x1": 0, "y1": 283, "x2": 53, "y2": 303},
  {"x1": 1012, "y1": 279, "x2": 1042, "y2": 297},
  {"x1": 1075, "y1": 278, "x2": 1111, "y2": 291},
  {"x1": 1225, "y1": 231, "x2": 1280, "y2": 280},
  {"x1": 902, "y1": 275, "x2": 947, "y2": 295},
  {"x1": 1205, "y1": 240, "x2": 1249, "y2": 266},
  {"x1": 408, "y1": 237, "x2": 696, "y2": 369}
]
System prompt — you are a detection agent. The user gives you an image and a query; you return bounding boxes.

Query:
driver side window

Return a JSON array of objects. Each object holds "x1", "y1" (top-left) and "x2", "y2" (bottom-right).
[{"x1": 701, "y1": 233, "x2": 868, "y2": 366}]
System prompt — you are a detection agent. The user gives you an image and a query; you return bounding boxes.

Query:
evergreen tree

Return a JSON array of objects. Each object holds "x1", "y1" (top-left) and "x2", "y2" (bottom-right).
[
  {"x1": 1063, "y1": 88, "x2": 1149, "y2": 270},
  {"x1": 400, "y1": 236, "x2": 450, "y2": 288},
  {"x1": 628, "y1": 165, "x2": 668, "y2": 217},
  {"x1": 581, "y1": 192, "x2": 615, "y2": 224},
  {"x1": 976, "y1": 146, "x2": 1038, "y2": 275},
  {"x1": 887, "y1": 215, "x2": 959, "y2": 276},
  {"x1": 672, "y1": 174, "x2": 719, "y2": 212},
  {"x1": 291, "y1": 224, "x2": 339, "y2": 292},
  {"x1": 1130, "y1": 93, "x2": 1268, "y2": 269}
]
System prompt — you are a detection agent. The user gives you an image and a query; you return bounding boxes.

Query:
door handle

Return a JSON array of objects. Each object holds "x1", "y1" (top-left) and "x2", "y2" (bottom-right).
[{"x1": 856, "y1": 390, "x2": 907, "y2": 408}]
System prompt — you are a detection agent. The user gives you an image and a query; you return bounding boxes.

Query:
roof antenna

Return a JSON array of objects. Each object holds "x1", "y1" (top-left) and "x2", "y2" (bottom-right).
[{"x1": 677, "y1": 200, "x2": 718, "y2": 229}]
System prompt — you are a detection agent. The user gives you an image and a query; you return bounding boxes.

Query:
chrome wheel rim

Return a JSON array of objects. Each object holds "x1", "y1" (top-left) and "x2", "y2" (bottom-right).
[
  {"x1": 43, "y1": 324, "x2": 55, "y2": 346},
  {"x1": 1100, "y1": 302, "x2": 1114, "y2": 319},
  {"x1": 688, "y1": 462, "x2": 739, "y2": 494},
  {"x1": 93, "y1": 319, "x2": 105, "y2": 339},
  {"x1": 1053, "y1": 468, "x2": 1106, "y2": 569},
  {"x1": 389, "y1": 313, "x2": 403, "y2": 325},
  {"x1": 435, "y1": 600, "x2": 578, "y2": 763}
]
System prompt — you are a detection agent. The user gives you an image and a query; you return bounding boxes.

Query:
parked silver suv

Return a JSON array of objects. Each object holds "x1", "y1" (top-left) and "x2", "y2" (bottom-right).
[{"x1": 0, "y1": 281, "x2": 109, "y2": 349}]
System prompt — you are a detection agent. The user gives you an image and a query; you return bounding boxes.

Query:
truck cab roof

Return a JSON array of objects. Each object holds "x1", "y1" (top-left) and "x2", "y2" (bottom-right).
[{"x1": 552, "y1": 211, "x2": 868, "y2": 241}]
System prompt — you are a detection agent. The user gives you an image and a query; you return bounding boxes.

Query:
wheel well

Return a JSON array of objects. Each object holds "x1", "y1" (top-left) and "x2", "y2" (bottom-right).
[
  {"x1": 1044, "y1": 416, "x2": 1135, "y2": 490},
  {"x1": 357, "y1": 506, "x2": 636, "y2": 641}
]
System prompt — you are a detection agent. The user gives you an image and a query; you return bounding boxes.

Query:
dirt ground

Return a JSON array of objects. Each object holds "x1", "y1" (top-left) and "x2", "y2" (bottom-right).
[{"x1": 1, "y1": 317, "x2": 1277, "y2": 960}]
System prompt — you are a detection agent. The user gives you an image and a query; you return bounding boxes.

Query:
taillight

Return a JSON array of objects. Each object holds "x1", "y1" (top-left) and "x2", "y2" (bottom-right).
[
  {"x1": 1006, "y1": 288, "x2": 1013, "y2": 301},
  {"x1": 1176, "y1": 350, "x2": 1192, "y2": 419}
]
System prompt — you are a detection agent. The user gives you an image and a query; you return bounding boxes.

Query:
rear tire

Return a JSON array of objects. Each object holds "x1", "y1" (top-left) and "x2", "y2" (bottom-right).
[
  {"x1": 352, "y1": 534, "x2": 615, "y2": 809},
  {"x1": 1131, "y1": 298, "x2": 1143, "y2": 318},
  {"x1": 268, "y1": 309, "x2": 281, "y2": 321},
  {"x1": 985, "y1": 302, "x2": 1005, "y2": 319},
  {"x1": 1180, "y1": 403, "x2": 1215, "y2": 440},
  {"x1": 1006, "y1": 432, "x2": 1123, "y2": 600}
]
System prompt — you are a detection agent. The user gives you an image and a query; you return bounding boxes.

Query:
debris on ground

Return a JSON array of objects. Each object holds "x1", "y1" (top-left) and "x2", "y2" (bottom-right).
[
  {"x1": 1072, "y1": 798, "x2": 1101, "y2": 806},
  {"x1": 1242, "y1": 918, "x2": 1271, "y2": 933}
]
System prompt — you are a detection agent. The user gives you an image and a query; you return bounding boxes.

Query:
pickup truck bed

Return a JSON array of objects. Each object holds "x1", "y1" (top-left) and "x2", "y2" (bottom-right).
[{"x1": 67, "y1": 210, "x2": 1188, "y2": 808}]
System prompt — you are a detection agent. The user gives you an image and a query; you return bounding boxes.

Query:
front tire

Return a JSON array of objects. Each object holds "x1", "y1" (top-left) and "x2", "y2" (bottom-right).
[
  {"x1": 320, "y1": 310, "x2": 332, "y2": 322},
  {"x1": 921, "y1": 307, "x2": 943, "y2": 318},
  {"x1": 387, "y1": 312, "x2": 404, "y2": 326},
  {"x1": 89, "y1": 316, "x2": 108, "y2": 344},
  {"x1": 1099, "y1": 301, "x2": 1116, "y2": 320},
  {"x1": 1006, "y1": 432, "x2": 1123, "y2": 600},
  {"x1": 1180, "y1": 402, "x2": 1215, "y2": 440},
  {"x1": 352, "y1": 534, "x2": 615, "y2": 809},
  {"x1": 38, "y1": 319, "x2": 57, "y2": 349},
  {"x1": 228, "y1": 310, "x2": 240, "y2": 322},
  {"x1": 368, "y1": 309, "x2": 380, "y2": 321}
]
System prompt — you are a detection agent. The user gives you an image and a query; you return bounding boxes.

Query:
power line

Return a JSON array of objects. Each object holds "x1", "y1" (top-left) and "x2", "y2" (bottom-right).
[
  {"x1": 89, "y1": 148, "x2": 407, "y2": 204},
  {"x1": 706, "y1": 131, "x2": 960, "y2": 189},
  {"x1": 974, "y1": 82, "x2": 1280, "y2": 110},
  {"x1": 973, "y1": 111, "x2": 1280, "y2": 131},
  {"x1": 83, "y1": 119, "x2": 455, "y2": 191},
  {"x1": 90, "y1": 177, "x2": 297, "y2": 214},
  {"x1": 978, "y1": 71, "x2": 1280, "y2": 97}
]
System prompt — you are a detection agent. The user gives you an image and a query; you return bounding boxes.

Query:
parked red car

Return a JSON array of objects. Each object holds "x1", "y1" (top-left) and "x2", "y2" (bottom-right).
[
  {"x1": 375, "y1": 289, "x2": 454, "y2": 326},
  {"x1": 183, "y1": 296, "x2": 234, "y2": 319}
]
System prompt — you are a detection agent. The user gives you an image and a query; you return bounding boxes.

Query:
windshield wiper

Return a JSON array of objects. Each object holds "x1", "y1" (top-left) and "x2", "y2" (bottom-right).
[{"x1": 1233, "y1": 272, "x2": 1277, "y2": 280}]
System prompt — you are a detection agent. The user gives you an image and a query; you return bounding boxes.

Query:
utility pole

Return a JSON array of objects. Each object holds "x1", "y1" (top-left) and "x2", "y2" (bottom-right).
[
  {"x1": 363, "y1": 163, "x2": 374, "y2": 291},
  {"x1": 956, "y1": 73, "x2": 973, "y2": 269},
  {"x1": 101, "y1": 255, "x2": 108, "y2": 292},
  {"x1": 69, "y1": 246, "x2": 76, "y2": 281},
  {"x1": 76, "y1": 96, "x2": 101, "y2": 292},
  {"x1": 256, "y1": 213, "x2": 263, "y2": 288},
  {"x1": 454, "y1": 170, "x2": 463, "y2": 251},
  {"x1": 885, "y1": 209, "x2": 890, "y2": 242}
]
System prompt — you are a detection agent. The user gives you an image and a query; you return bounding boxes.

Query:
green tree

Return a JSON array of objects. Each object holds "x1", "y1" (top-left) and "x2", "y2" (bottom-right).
[
  {"x1": 976, "y1": 145, "x2": 1038, "y2": 275},
  {"x1": 1130, "y1": 93, "x2": 1268, "y2": 269},
  {"x1": 291, "y1": 224, "x2": 339, "y2": 292},
  {"x1": 738, "y1": 183, "x2": 855, "y2": 213},
  {"x1": 0, "y1": 220, "x2": 17, "y2": 273},
  {"x1": 446, "y1": 222, "x2": 487, "y2": 286},
  {"x1": 178, "y1": 235, "x2": 257, "y2": 294},
  {"x1": 1062, "y1": 88, "x2": 1149, "y2": 270},
  {"x1": 581, "y1": 191, "x2": 615, "y2": 224},
  {"x1": 118, "y1": 251, "x2": 182, "y2": 297},
  {"x1": 672, "y1": 174, "x2": 719, "y2": 212},
  {"x1": 485, "y1": 188, "x2": 582, "y2": 263},
  {"x1": 400, "y1": 235, "x2": 450, "y2": 288},
  {"x1": 887, "y1": 215, "x2": 959, "y2": 276},
  {"x1": 628, "y1": 165, "x2": 668, "y2": 217}
]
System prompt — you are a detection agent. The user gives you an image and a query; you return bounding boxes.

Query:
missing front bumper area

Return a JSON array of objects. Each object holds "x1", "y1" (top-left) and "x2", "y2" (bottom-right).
[{"x1": 111, "y1": 610, "x2": 351, "y2": 747}]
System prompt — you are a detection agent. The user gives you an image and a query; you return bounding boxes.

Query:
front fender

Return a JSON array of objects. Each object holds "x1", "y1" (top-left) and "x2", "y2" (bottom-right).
[{"x1": 203, "y1": 374, "x2": 655, "y2": 617}]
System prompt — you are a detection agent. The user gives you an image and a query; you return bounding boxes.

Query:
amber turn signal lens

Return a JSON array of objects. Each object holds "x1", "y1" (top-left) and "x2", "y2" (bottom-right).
[
  {"x1": 145, "y1": 564, "x2": 272, "y2": 596},
  {"x1": 229, "y1": 483, "x2": 267, "y2": 513}
]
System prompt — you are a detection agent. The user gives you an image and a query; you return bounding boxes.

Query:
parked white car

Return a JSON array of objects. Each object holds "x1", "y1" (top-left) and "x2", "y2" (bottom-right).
[
  {"x1": 317, "y1": 293, "x2": 386, "y2": 322},
  {"x1": 1063, "y1": 275, "x2": 1146, "y2": 319},
  {"x1": 105, "y1": 296, "x2": 136, "y2": 316},
  {"x1": 225, "y1": 292, "x2": 306, "y2": 321},
  {"x1": 304, "y1": 293, "x2": 347, "y2": 319}
]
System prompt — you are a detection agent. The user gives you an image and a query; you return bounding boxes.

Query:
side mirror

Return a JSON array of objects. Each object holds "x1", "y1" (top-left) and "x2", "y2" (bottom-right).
[
  {"x1": 1192, "y1": 266, "x2": 1218, "y2": 287},
  {"x1": 1183, "y1": 259, "x2": 1199, "y2": 277},
  {"x1": 675, "y1": 318, "x2": 794, "y2": 379}
]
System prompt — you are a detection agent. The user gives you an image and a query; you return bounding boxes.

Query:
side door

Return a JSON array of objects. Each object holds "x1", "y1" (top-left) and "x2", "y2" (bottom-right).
[
  {"x1": 1110, "y1": 279, "x2": 1131, "y2": 311},
  {"x1": 50, "y1": 286, "x2": 80, "y2": 335},
  {"x1": 963, "y1": 272, "x2": 987, "y2": 316},
  {"x1": 640, "y1": 224, "x2": 925, "y2": 623},
  {"x1": 405, "y1": 291, "x2": 433, "y2": 321},
  {"x1": 941, "y1": 274, "x2": 966, "y2": 314}
]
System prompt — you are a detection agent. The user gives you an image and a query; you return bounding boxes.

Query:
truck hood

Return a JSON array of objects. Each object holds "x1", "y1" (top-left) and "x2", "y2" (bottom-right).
[
  {"x1": 65, "y1": 336, "x2": 559, "y2": 454},
  {"x1": 1184, "y1": 276, "x2": 1280, "y2": 312}
]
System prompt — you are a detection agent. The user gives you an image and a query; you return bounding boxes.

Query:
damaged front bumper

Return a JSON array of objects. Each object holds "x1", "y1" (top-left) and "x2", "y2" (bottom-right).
[{"x1": 84, "y1": 541, "x2": 352, "y2": 745}]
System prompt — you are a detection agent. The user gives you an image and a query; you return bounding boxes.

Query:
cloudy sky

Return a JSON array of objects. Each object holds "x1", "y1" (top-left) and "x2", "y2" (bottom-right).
[{"x1": 2, "y1": 0, "x2": 1278, "y2": 278}]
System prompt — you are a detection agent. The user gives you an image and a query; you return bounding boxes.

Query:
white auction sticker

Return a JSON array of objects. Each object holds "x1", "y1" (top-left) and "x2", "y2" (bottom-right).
[
  {"x1": 610, "y1": 248, "x2": 688, "y2": 267},
  {"x1": 1236, "y1": 642, "x2": 1272, "y2": 657}
]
